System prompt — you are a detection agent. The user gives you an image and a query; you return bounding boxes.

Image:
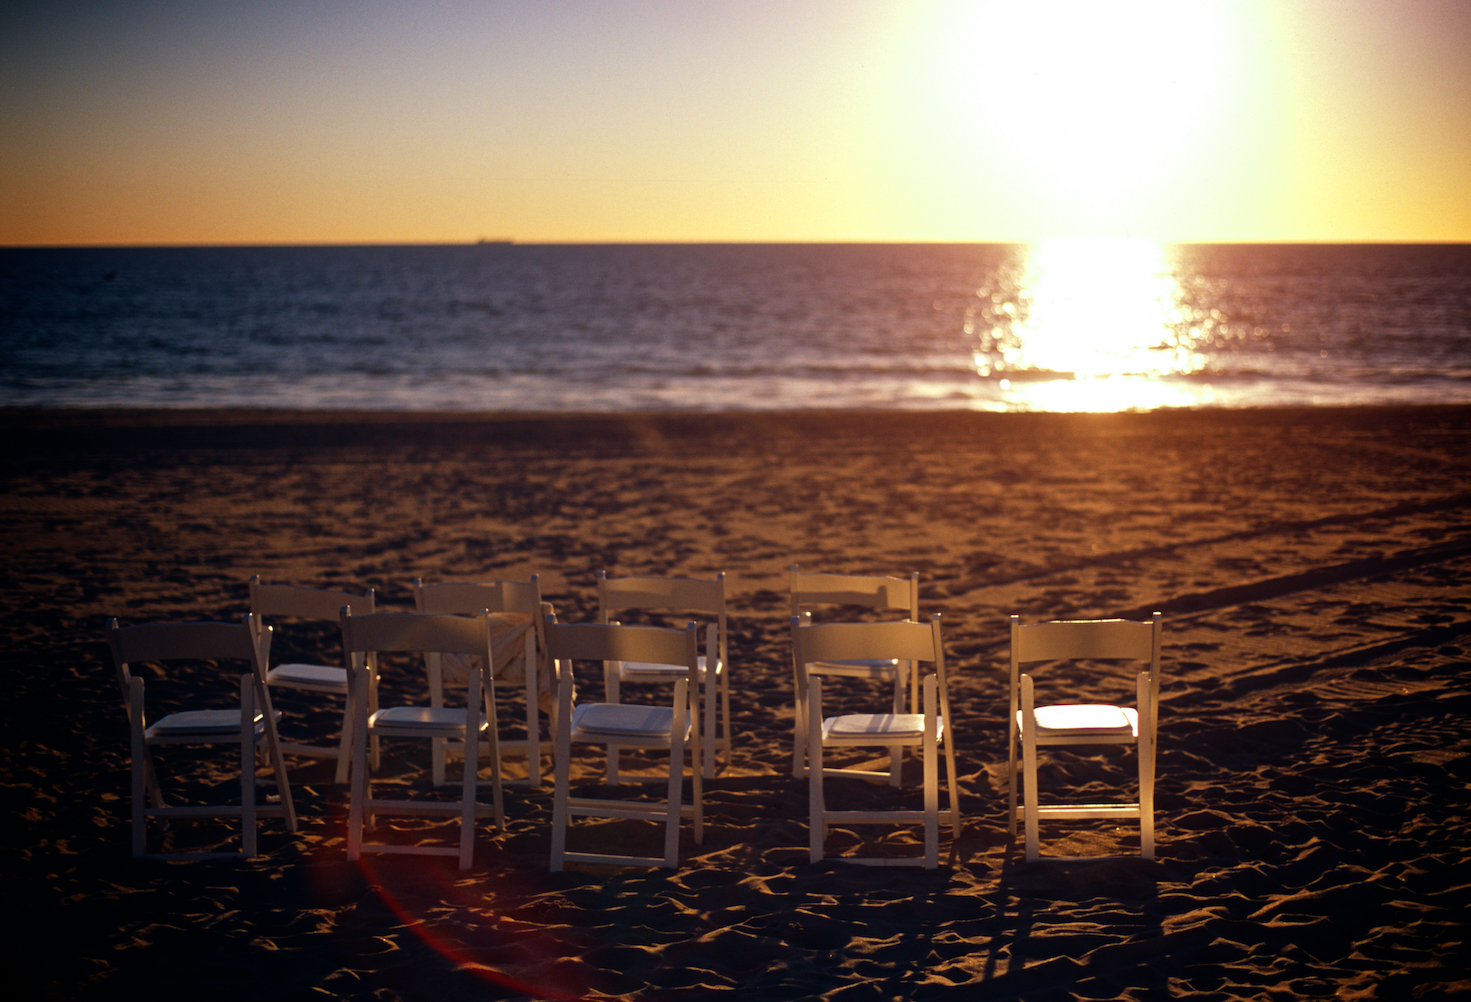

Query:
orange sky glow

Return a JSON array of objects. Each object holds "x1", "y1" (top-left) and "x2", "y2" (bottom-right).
[{"x1": 2, "y1": 0, "x2": 1468, "y2": 246}]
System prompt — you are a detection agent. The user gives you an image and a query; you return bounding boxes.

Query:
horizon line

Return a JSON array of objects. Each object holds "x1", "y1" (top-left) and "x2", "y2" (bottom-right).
[{"x1": 7, "y1": 237, "x2": 1471, "y2": 251}]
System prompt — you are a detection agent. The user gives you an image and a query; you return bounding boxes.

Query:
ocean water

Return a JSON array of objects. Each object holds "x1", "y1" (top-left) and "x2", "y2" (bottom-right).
[{"x1": 2, "y1": 241, "x2": 1469, "y2": 413}]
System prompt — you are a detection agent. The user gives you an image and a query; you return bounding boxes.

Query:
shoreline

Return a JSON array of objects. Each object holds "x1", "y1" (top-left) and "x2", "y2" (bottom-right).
[{"x1": 6, "y1": 401, "x2": 1469, "y2": 454}]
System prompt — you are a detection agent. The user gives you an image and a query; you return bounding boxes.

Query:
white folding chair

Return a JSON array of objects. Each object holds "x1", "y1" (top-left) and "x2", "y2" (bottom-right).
[
  {"x1": 597, "y1": 571, "x2": 729, "y2": 780},
  {"x1": 545, "y1": 618, "x2": 706, "y2": 871},
  {"x1": 413, "y1": 576, "x2": 550, "y2": 788},
  {"x1": 790, "y1": 566, "x2": 920, "y2": 784},
  {"x1": 1008, "y1": 613, "x2": 1163, "y2": 862},
  {"x1": 108, "y1": 614, "x2": 298, "y2": 860},
  {"x1": 249, "y1": 576, "x2": 375, "y2": 784},
  {"x1": 341, "y1": 610, "x2": 504, "y2": 871},
  {"x1": 797, "y1": 614, "x2": 960, "y2": 869}
]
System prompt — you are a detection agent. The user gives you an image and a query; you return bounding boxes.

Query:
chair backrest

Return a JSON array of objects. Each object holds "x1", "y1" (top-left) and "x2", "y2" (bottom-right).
[
  {"x1": 108, "y1": 614, "x2": 270, "y2": 706},
  {"x1": 413, "y1": 576, "x2": 542, "y2": 617},
  {"x1": 413, "y1": 577, "x2": 547, "y2": 681},
  {"x1": 546, "y1": 620, "x2": 700, "y2": 671},
  {"x1": 250, "y1": 576, "x2": 375, "y2": 620},
  {"x1": 597, "y1": 572, "x2": 727, "y2": 664},
  {"x1": 793, "y1": 614, "x2": 952, "y2": 751},
  {"x1": 790, "y1": 566, "x2": 919, "y2": 620},
  {"x1": 792, "y1": 615, "x2": 944, "y2": 683},
  {"x1": 250, "y1": 576, "x2": 374, "y2": 669},
  {"x1": 1012, "y1": 617, "x2": 1159, "y2": 664},
  {"x1": 340, "y1": 611, "x2": 494, "y2": 663},
  {"x1": 1009, "y1": 614, "x2": 1163, "y2": 724},
  {"x1": 597, "y1": 572, "x2": 725, "y2": 618}
]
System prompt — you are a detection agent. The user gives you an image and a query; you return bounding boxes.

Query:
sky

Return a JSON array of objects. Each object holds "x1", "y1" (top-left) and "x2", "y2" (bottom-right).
[{"x1": 2, "y1": 0, "x2": 1468, "y2": 246}]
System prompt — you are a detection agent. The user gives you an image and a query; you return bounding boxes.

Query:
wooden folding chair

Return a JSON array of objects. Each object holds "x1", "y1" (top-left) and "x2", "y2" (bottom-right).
[
  {"x1": 108, "y1": 614, "x2": 297, "y2": 859},
  {"x1": 413, "y1": 576, "x2": 550, "y2": 788},
  {"x1": 797, "y1": 614, "x2": 960, "y2": 869},
  {"x1": 249, "y1": 576, "x2": 375, "y2": 784},
  {"x1": 545, "y1": 618, "x2": 705, "y2": 870},
  {"x1": 341, "y1": 610, "x2": 503, "y2": 871},
  {"x1": 597, "y1": 571, "x2": 729, "y2": 780},
  {"x1": 790, "y1": 566, "x2": 920, "y2": 784},
  {"x1": 1008, "y1": 613, "x2": 1163, "y2": 861}
]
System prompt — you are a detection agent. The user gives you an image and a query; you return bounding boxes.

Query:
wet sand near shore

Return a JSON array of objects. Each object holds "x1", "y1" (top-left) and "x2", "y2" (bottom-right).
[{"x1": 4, "y1": 405, "x2": 1469, "y2": 1000}]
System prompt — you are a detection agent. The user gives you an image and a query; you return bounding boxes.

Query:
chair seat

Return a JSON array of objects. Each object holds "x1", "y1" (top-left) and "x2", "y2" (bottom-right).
[
  {"x1": 148, "y1": 709, "x2": 269, "y2": 738},
  {"x1": 267, "y1": 662, "x2": 349, "y2": 690},
  {"x1": 618, "y1": 654, "x2": 713, "y2": 679},
  {"x1": 573, "y1": 702, "x2": 677, "y2": 737},
  {"x1": 370, "y1": 706, "x2": 486, "y2": 734},
  {"x1": 824, "y1": 712, "x2": 932, "y2": 740},
  {"x1": 1025, "y1": 703, "x2": 1138, "y2": 738}
]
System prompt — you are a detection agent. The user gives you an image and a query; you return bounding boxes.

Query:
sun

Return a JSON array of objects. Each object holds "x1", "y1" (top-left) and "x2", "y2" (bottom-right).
[{"x1": 933, "y1": 0, "x2": 1237, "y2": 238}]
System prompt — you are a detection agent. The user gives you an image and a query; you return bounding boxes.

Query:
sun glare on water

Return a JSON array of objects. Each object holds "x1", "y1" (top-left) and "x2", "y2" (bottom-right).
[{"x1": 972, "y1": 237, "x2": 1212, "y2": 412}]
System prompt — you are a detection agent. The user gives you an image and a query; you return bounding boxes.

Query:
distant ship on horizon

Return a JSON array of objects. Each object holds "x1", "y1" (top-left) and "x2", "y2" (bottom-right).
[{"x1": 476, "y1": 237, "x2": 514, "y2": 246}]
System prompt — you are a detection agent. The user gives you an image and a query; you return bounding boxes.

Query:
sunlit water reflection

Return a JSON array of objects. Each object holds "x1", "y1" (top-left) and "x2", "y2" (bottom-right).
[{"x1": 974, "y1": 237, "x2": 1215, "y2": 411}]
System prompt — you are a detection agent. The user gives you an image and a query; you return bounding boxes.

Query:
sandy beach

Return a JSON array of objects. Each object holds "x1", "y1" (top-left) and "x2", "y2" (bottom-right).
[{"x1": 4, "y1": 405, "x2": 1469, "y2": 1001}]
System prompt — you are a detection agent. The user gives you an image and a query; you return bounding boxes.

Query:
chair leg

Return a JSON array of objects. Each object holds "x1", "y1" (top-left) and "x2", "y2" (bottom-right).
[
  {"x1": 719, "y1": 667, "x2": 733, "y2": 775},
  {"x1": 458, "y1": 695, "x2": 479, "y2": 871},
  {"x1": 1137, "y1": 671, "x2": 1156, "y2": 860},
  {"x1": 792, "y1": 670, "x2": 807, "y2": 781},
  {"x1": 1006, "y1": 729, "x2": 1019, "y2": 838},
  {"x1": 347, "y1": 667, "x2": 369, "y2": 862},
  {"x1": 692, "y1": 745, "x2": 705, "y2": 848},
  {"x1": 240, "y1": 675, "x2": 257, "y2": 859},
  {"x1": 1022, "y1": 738, "x2": 1040, "y2": 862},
  {"x1": 459, "y1": 749, "x2": 477, "y2": 870},
  {"x1": 662, "y1": 680, "x2": 689, "y2": 868},
  {"x1": 130, "y1": 677, "x2": 148, "y2": 857},
  {"x1": 429, "y1": 653, "x2": 448, "y2": 787},
  {"x1": 525, "y1": 680, "x2": 541, "y2": 789},
  {"x1": 483, "y1": 683, "x2": 505, "y2": 832},
  {"x1": 368, "y1": 666, "x2": 381, "y2": 772},
  {"x1": 550, "y1": 671, "x2": 574, "y2": 872},
  {"x1": 255, "y1": 679, "x2": 297, "y2": 834},
  {"x1": 943, "y1": 726, "x2": 962, "y2": 839},
  {"x1": 685, "y1": 665, "x2": 704, "y2": 846},
  {"x1": 888, "y1": 665, "x2": 906, "y2": 787},
  {"x1": 605, "y1": 661, "x2": 621, "y2": 784},
  {"x1": 1021, "y1": 675, "x2": 1040, "y2": 861},
  {"x1": 922, "y1": 675, "x2": 938, "y2": 870},
  {"x1": 808, "y1": 677, "x2": 825, "y2": 864},
  {"x1": 1140, "y1": 750, "x2": 1155, "y2": 861},
  {"x1": 333, "y1": 699, "x2": 352, "y2": 786},
  {"x1": 703, "y1": 661, "x2": 718, "y2": 780}
]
